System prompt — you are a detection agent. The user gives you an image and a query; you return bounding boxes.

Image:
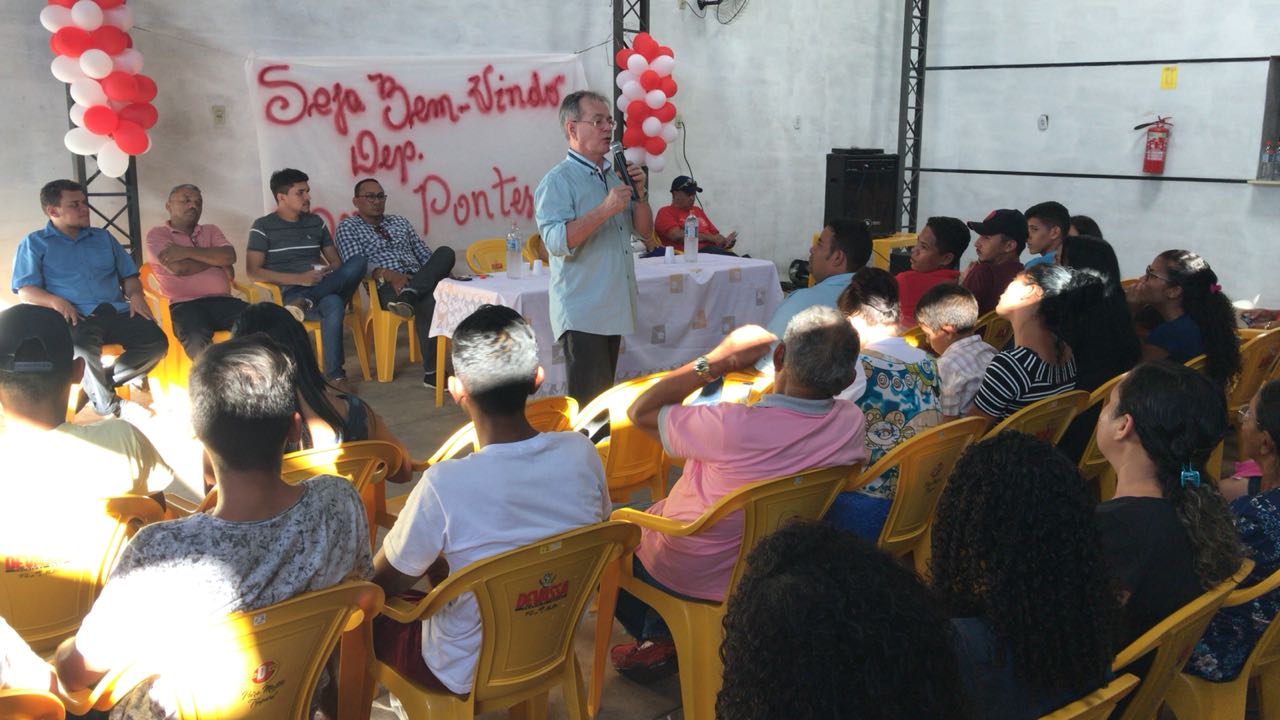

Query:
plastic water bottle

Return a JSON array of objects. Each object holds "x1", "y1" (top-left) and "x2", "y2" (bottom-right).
[
  {"x1": 683, "y1": 214, "x2": 699, "y2": 264},
  {"x1": 1261, "y1": 141, "x2": 1274, "y2": 181},
  {"x1": 505, "y1": 220, "x2": 523, "y2": 279}
]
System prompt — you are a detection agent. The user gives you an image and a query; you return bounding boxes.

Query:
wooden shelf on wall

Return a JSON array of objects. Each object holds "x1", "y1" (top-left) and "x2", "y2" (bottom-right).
[{"x1": 1248, "y1": 179, "x2": 1280, "y2": 186}]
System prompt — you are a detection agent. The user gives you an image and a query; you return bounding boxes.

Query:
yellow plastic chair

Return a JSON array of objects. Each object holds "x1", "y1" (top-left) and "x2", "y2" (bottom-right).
[
  {"x1": 374, "y1": 521, "x2": 640, "y2": 720},
  {"x1": 1166, "y1": 563, "x2": 1280, "y2": 720},
  {"x1": 0, "y1": 690, "x2": 65, "y2": 720},
  {"x1": 362, "y1": 278, "x2": 421, "y2": 383},
  {"x1": 871, "y1": 232, "x2": 918, "y2": 271},
  {"x1": 975, "y1": 310, "x2": 1013, "y2": 350},
  {"x1": 253, "y1": 281, "x2": 372, "y2": 382},
  {"x1": 1229, "y1": 328, "x2": 1280, "y2": 427},
  {"x1": 0, "y1": 495, "x2": 163, "y2": 655},
  {"x1": 589, "y1": 464, "x2": 860, "y2": 720},
  {"x1": 65, "y1": 580, "x2": 384, "y2": 720},
  {"x1": 1037, "y1": 674, "x2": 1139, "y2": 720},
  {"x1": 464, "y1": 238, "x2": 508, "y2": 274},
  {"x1": 571, "y1": 374, "x2": 668, "y2": 503},
  {"x1": 852, "y1": 417, "x2": 988, "y2": 575},
  {"x1": 901, "y1": 324, "x2": 929, "y2": 350},
  {"x1": 525, "y1": 233, "x2": 547, "y2": 264},
  {"x1": 1078, "y1": 373, "x2": 1128, "y2": 501},
  {"x1": 140, "y1": 263, "x2": 253, "y2": 388},
  {"x1": 807, "y1": 231, "x2": 821, "y2": 287},
  {"x1": 983, "y1": 390, "x2": 1090, "y2": 443},
  {"x1": 1111, "y1": 559, "x2": 1253, "y2": 720},
  {"x1": 1185, "y1": 353, "x2": 1208, "y2": 373}
]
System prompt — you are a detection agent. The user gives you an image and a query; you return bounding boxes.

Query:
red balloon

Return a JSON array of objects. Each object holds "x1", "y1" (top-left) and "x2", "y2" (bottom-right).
[
  {"x1": 52, "y1": 27, "x2": 91, "y2": 58},
  {"x1": 622, "y1": 127, "x2": 645, "y2": 148},
  {"x1": 661, "y1": 77, "x2": 678, "y2": 98},
  {"x1": 48, "y1": 0, "x2": 76, "y2": 7},
  {"x1": 102, "y1": 71, "x2": 138, "y2": 101},
  {"x1": 615, "y1": 48, "x2": 635, "y2": 69},
  {"x1": 639, "y1": 70, "x2": 661, "y2": 92},
  {"x1": 654, "y1": 103, "x2": 677, "y2": 123},
  {"x1": 90, "y1": 27, "x2": 129, "y2": 56},
  {"x1": 119, "y1": 103, "x2": 157, "y2": 129},
  {"x1": 633, "y1": 33, "x2": 657, "y2": 59},
  {"x1": 132, "y1": 74, "x2": 157, "y2": 103},
  {"x1": 644, "y1": 137, "x2": 667, "y2": 155},
  {"x1": 112, "y1": 120, "x2": 148, "y2": 155},
  {"x1": 83, "y1": 105, "x2": 120, "y2": 135},
  {"x1": 626, "y1": 100, "x2": 650, "y2": 119},
  {"x1": 97, "y1": 0, "x2": 125, "y2": 7},
  {"x1": 658, "y1": 46, "x2": 675, "y2": 58}
]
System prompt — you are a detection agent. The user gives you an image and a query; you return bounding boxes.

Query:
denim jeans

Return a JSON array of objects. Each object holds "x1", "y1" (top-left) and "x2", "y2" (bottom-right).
[
  {"x1": 282, "y1": 255, "x2": 367, "y2": 380},
  {"x1": 614, "y1": 555, "x2": 699, "y2": 641}
]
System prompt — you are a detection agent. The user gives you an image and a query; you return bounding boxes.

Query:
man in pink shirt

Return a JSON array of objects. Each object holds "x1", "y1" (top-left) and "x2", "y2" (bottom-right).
[
  {"x1": 609, "y1": 305, "x2": 868, "y2": 682},
  {"x1": 143, "y1": 184, "x2": 246, "y2": 359}
]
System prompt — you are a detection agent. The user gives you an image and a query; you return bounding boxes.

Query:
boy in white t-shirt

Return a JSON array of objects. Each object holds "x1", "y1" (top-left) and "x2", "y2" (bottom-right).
[
  {"x1": 372, "y1": 305, "x2": 610, "y2": 694},
  {"x1": 916, "y1": 283, "x2": 997, "y2": 420}
]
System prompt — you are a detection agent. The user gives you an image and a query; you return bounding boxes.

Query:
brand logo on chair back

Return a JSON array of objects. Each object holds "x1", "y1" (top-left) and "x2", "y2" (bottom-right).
[{"x1": 515, "y1": 571, "x2": 570, "y2": 613}]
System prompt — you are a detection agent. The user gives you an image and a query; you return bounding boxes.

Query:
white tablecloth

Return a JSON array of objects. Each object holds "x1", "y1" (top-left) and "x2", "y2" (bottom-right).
[{"x1": 430, "y1": 255, "x2": 783, "y2": 397}]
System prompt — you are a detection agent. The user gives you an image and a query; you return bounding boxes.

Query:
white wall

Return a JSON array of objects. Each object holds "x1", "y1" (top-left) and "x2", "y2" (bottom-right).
[
  {"x1": 0, "y1": 0, "x2": 902, "y2": 301},
  {"x1": 919, "y1": 0, "x2": 1280, "y2": 306}
]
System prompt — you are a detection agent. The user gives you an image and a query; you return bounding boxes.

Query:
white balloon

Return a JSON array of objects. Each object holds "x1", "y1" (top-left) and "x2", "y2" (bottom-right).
[
  {"x1": 621, "y1": 81, "x2": 643, "y2": 101},
  {"x1": 69, "y1": 78, "x2": 108, "y2": 107},
  {"x1": 614, "y1": 93, "x2": 628, "y2": 112},
  {"x1": 645, "y1": 153, "x2": 666, "y2": 172},
  {"x1": 626, "y1": 53, "x2": 649, "y2": 76},
  {"x1": 615, "y1": 70, "x2": 637, "y2": 90},
  {"x1": 39, "y1": 5, "x2": 73, "y2": 32},
  {"x1": 70, "y1": 0, "x2": 104, "y2": 31},
  {"x1": 650, "y1": 55, "x2": 675, "y2": 77},
  {"x1": 69, "y1": 103, "x2": 88, "y2": 127},
  {"x1": 111, "y1": 49, "x2": 143, "y2": 74},
  {"x1": 103, "y1": 5, "x2": 134, "y2": 31},
  {"x1": 79, "y1": 49, "x2": 114, "y2": 80},
  {"x1": 96, "y1": 140, "x2": 131, "y2": 178},
  {"x1": 623, "y1": 146, "x2": 647, "y2": 165},
  {"x1": 644, "y1": 89, "x2": 667, "y2": 110},
  {"x1": 642, "y1": 116, "x2": 662, "y2": 137},
  {"x1": 109, "y1": 99, "x2": 129, "y2": 111},
  {"x1": 65, "y1": 127, "x2": 108, "y2": 156},
  {"x1": 51, "y1": 55, "x2": 86, "y2": 84},
  {"x1": 660, "y1": 121, "x2": 679, "y2": 143}
]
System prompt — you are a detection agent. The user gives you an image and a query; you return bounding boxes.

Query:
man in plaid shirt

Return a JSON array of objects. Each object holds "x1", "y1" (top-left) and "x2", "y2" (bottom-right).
[{"x1": 335, "y1": 178, "x2": 456, "y2": 387}]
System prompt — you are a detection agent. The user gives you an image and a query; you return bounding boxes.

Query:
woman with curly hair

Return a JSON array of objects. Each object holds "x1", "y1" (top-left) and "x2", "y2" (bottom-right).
[
  {"x1": 717, "y1": 521, "x2": 967, "y2": 720},
  {"x1": 1096, "y1": 361, "x2": 1243, "y2": 645},
  {"x1": 930, "y1": 431, "x2": 1118, "y2": 718},
  {"x1": 1125, "y1": 249, "x2": 1242, "y2": 388}
]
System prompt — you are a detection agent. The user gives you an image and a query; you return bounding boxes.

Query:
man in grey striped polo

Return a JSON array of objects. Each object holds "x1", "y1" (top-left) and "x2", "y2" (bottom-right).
[{"x1": 246, "y1": 168, "x2": 367, "y2": 385}]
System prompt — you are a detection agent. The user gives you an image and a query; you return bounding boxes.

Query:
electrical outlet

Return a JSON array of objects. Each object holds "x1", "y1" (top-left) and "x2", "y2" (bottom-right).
[
  {"x1": 1037, "y1": 114, "x2": 1049, "y2": 131},
  {"x1": 212, "y1": 105, "x2": 227, "y2": 127},
  {"x1": 674, "y1": 113, "x2": 683, "y2": 128}
]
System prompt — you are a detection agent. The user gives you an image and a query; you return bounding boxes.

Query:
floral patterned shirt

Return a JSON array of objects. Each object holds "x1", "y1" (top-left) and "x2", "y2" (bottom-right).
[{"x1": 849, "y1": 341, "x2": 943, "y2": 499}]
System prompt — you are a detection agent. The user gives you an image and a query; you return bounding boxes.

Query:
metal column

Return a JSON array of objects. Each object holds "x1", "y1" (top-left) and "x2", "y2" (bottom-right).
[
  {"x1": 65, "y1": 86, "x2": 143, "y2": 263},
  {"x1": 895, "y1": 0, "x2": 928, "y2": 233},
  {"x1": 612, "y1": 0, "x2": 650, "y2": 128}
]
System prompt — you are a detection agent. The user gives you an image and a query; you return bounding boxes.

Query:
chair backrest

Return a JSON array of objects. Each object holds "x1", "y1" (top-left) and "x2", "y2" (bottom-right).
[
  {"x1": 1037, "y1": 674, "x2": 1139, "y2": 720},
  {"x1": 901, "y1": 324, "x2": 928, "y2": 350},
  {"x1": 984, "y1": 390, "x2": 1091, "y2": 444},
  {"x1": 465, "y1": 238, "x2": 508, "y2": 274},
  {"x1": 0, "y1": 496, "x2": 163, "y2": 654},
  {"x1": 69, "y1": 581, "x2": 383, "y2": 719},
  {"x1": 525, "y1": 233, "x2": 547, "y2": 263},
  {"x1": 1230, "y1": 328, "x2": 1280, "y2": 412},
  {"x1": 0, "y1": 689, "x2": 65, "y2": 720},
  {"x1": 855, "y1": 417, "x2": 988, "y2": 558},
  {"x1": 1220, "y1": 563, "x2": 1280, "y2": 679},
  {"x1": 279, "y1": 439, "x2": 403, "y2": 492},
  {"x1": 1078, "y1": 374, "x2": 1127, "y2": 500},
  {"x1": 417, "y1": 396, "x2": 580, "y2": 470},
  {"x1": 1185, "y1": 354, "x2": 1208, "y2": 373},
  {"x1": 571, "y1": 374, "x2": 666, "y2": 497},
  {"x1": 1112, "y1": 559, "x2": 1253, "y2": 720},
  {"x1": 406, "y1": 522, "x2": 639, "y2": 706},
  {"x1": 976, "y1": 311, "x2": 1013, "y2": 350}
]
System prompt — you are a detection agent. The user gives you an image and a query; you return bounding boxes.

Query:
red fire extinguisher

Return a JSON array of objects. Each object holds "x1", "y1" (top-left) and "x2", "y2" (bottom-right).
[{"x1": 1135, "y1": 116, "x2": 1172, "y2": 174}]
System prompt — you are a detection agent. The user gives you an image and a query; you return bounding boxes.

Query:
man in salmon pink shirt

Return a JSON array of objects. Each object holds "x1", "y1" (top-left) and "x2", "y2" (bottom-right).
[
  {"x1": 143, "y1": 184, "x2": 247, "y2": 360},
  {"x1": 607, "y1": 305, "x2": 868, "y2": 682}
]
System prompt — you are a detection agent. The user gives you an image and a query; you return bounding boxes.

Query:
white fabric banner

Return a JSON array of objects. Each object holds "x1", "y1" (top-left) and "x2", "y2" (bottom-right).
[{"x1": 244, "y1": 54, "x2": 588, "y2": 256}]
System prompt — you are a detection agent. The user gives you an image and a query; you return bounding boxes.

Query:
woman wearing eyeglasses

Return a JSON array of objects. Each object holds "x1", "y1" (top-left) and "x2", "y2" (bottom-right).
[{"x1": 1126, "y1": 249, "x2": 1242, "y2": 388}]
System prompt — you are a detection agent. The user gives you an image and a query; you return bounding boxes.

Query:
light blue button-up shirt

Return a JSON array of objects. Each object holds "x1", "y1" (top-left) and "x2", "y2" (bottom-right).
[
  {"x1": 1024, "y1": 250, "x2": 1056, "y2": 269},
  {"x1": 534, "y1": 150, "x2": 639, "y2": 339},
  {"x1": 756, "y1": 271, "x2": 855, "y2": 370},
  {"x1": 12, "y1": 222, "x2": 137, "y2": 314}
]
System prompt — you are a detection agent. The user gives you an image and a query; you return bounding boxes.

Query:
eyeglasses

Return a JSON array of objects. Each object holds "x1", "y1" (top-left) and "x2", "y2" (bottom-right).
[
  {"x1": 1144, "y1": 266, "x2": 1171, "y2": 283},
  {"x1": 357, "y1": 193, "x2": 388, "y2": 201},
  {"x1": 1238, "y1": 405, "x2": 1256, "y2": 426},
  {"x1": 572, "y1": 116, "x2": 616, "y2": 129}
]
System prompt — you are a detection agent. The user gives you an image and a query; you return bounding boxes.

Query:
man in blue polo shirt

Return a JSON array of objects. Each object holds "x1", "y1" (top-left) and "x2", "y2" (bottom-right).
[
  {"x1": 12, "y1": 179, "x2": 168, "y2": 417},
  {"x1": 535, "y1": 90, "x2": 652, "y2": 405}
]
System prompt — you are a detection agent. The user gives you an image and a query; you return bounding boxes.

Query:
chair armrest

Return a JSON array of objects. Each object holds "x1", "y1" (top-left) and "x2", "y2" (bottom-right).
[
  {"x1": 609, "y1": 507, "x2": 700, "y2": 536},
  {"x1": 230, "y1": 280, "x2": 254, "y2": 303},
  {"x1": 162, "y1": 493, "x2": 200, "y2": 519},
  {"x1": 252, "y1": 281, "x2": 284, "y2": 305},
  {"x1": 1225, "y1": 565, "x2": 1280, "y2": 606}
]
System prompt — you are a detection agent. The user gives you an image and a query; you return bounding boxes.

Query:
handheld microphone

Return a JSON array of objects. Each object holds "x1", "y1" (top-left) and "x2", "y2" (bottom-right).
[{"x1": 610, "y1": 142, "x2": 639, "y2": 200}]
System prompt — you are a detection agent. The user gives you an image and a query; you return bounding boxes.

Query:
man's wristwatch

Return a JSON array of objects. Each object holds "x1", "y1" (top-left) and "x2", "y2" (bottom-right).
[{"x1": 693, "y1": 355, "x2": 715, "y2": 381}]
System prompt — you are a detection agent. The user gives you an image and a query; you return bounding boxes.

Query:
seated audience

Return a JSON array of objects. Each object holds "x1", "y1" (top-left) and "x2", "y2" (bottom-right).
[
  {"x1": 1189, "y1": 380, "x2": 1280, "y2": 681},
  {"x1": 335, "y1": 178, "x2": 457, "y2": 388},
  {"x1": 1069, "y1": 214, "x2": 1103, "y2": 238},
  {"x1": 13, "y1": 179, "x2": 168, "y2": 417},
  {"x1": 0, "y1": 617, "x2": 59, "y2": 696},
  {"x1": 969, "y1": 264, "x2": 1104, "y2": 426},
  {"x1": 717, "y1": 522, "x2": 967, "y2": 720},
  {"x1": 1127, "y1": 249, "x2": 1242, "y2": 388},
  {"x1": 143, "y1": 183, "x2": 247, "y2": 360},
  {"x1": 1095, "y1": 361, "x2": 1242, "y2": 646},
  {"x1": 1023, "y1": 200, "x2": 1070, "y2": 269},
  {"x1": 54, "y1": 337, "x2": 373, "y2": 718},
  {"x1": 917, "y1": 283, "x2": 996, "y2": 419},
  {"x1": 962, "y1": 208, "x2": 1027, "y2": 315},
  {"x1": 757, "y1": 217, "x2": 872, "y2": 368},
  {"x1": 897, "y1": 215, "x2": 970, "y2": 327},
  {"x1": 828, "y1": 267, "x2": 941, "y2": 540},
  {"x1": 0, "y1": 303, "x2": 178, "y2": 500},
  {"x1": 614, "y1": 308, "x2": 867, "y2": 680},
  {"x1": 932, "y1": 432, "x2": 1118, "y2": 718},
  {"x1": 231, "y1": 303, "x2": 411, "y2": 484},
  {"x1": 370, "y1": 305, "x2": 610, "y2": 694},
  {"x1": 246, "y1": 168, "x2": 367, "y2": 386},
  {"x1": 653, "y1": 175, "x2": 737, "y2": 255}
]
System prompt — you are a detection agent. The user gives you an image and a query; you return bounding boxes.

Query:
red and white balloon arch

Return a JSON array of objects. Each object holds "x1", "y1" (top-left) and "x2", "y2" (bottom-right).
[
  {"x1": 615, "y1": 32, "x2": 677, "y2": 173},
  {"x1": 41, "y1": 0, "x2": 157, "y2": 178}
]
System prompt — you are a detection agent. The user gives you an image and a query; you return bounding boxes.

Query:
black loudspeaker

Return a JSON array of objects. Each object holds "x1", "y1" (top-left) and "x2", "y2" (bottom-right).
[{"x1": 823, "y1": 148, "x2": 899, "y2": 238}]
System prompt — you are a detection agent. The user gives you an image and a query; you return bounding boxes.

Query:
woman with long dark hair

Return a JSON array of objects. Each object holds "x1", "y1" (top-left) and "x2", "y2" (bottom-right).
[{"x1": 932, "y1": 432, "x2": 1118, "y2": 718}]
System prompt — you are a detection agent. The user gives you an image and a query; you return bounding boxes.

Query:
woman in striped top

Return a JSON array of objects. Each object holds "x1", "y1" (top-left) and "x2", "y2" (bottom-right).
[{"x1": 969, "y1": 264, "x2": 1106, "y2": 427}]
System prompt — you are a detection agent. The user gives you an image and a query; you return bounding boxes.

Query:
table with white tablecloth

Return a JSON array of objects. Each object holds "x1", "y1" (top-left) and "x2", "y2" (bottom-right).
[{"x1": 428, "y1": 255, "x2": 783, "y2": 404}]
